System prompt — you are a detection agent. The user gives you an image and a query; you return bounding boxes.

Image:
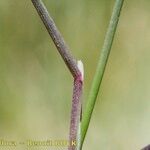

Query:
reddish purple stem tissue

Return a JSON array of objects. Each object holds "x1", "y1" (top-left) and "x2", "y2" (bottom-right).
[
  {"x1": 31, "y1": 1, "x2": 84, "y2": 150},
  {"x1": 68, "y1": 60, "x2": 84, "y2": 150},
  {"x1": 69, "y1": 72, "x2": 83, "y2": 150}
]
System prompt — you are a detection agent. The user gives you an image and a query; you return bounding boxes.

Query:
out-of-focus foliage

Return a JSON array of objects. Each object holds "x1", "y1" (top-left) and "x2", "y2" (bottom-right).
[{"x1": 0, "y1": 0, "x2": 150, "y2": 149}]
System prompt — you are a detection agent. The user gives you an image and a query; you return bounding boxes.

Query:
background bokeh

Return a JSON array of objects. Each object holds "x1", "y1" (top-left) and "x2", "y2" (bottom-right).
[{"x1": 0, "y1": 0, "x2": 150, "y2": 149}]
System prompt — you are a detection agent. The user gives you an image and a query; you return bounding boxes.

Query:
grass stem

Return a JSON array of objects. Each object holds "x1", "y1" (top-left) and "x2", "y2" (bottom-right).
[
  {"x1": 31, "y1": 1, "x2": 83, "y2": 150},
  {"x1": 81, "y1": 0, "x2": 124, "y2": 148},
  {"x1": 31, "y1": 0, "x2": 80, "y2": 78}
]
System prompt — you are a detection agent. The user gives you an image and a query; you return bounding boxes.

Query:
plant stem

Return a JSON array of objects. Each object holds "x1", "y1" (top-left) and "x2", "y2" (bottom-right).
[
  {"x1": 68, "y1": 61, "x2": 84, "y2": 150},
  {"x1": 81, "y1": 0, "x2": 124, "y2": 148},
  {"x1": 69, "y1": 73, "x2": 83, "y2": 150},
  {"x1": 31, "y1": 1, "x2": 83, "y2": 150},
  {"x1": 31, "y1": 0, "x2": 80, "y2": 78}
]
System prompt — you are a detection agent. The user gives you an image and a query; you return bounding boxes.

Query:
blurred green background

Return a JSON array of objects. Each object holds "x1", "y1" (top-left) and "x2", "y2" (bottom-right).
[{"x1": 0, "y1": 0, "x2": 150, "y2": 149}]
